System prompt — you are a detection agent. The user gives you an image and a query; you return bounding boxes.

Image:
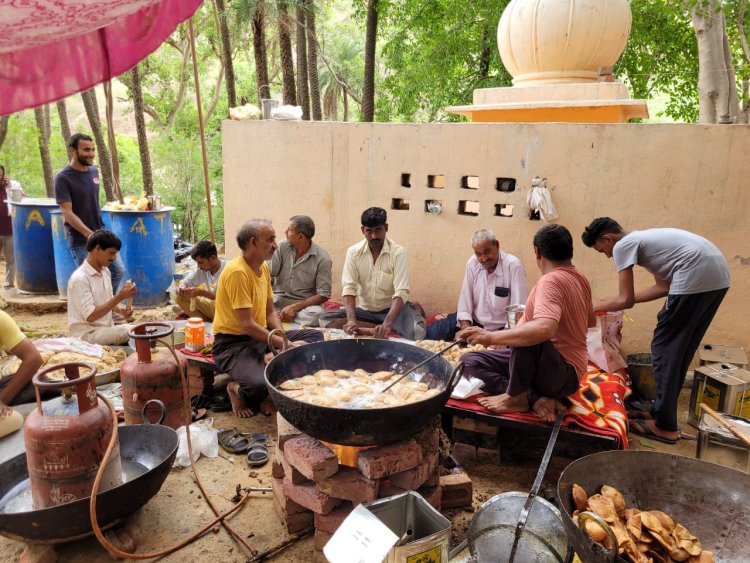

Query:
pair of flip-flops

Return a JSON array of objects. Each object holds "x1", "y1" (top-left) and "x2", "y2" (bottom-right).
[{"x1": 218, "y1": 429, "x2": 269, "y2": 466}]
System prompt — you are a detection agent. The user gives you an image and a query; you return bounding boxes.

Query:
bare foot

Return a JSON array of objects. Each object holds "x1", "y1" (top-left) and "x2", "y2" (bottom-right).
[
  {"x1": 639, "y1": 419, "x2": 680, "y2": 442},
  {"x1": 532, "y1": 397, "x2": 565, "y2": 423},
  {"x1": 477, "y1": 393, "x2": 529, "y2": 415},
  {"x1": 227, "y1": 381, "x2": 255, "y2": 418},
  {"x1": 260, "y1": 397, "x2": 277, "y2": 417}
]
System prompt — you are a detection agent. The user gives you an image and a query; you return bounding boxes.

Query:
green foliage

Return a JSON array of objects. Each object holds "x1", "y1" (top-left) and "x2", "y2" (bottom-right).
[{"x1": 376, "y1": 0, "x2": 513, "y2": 122}]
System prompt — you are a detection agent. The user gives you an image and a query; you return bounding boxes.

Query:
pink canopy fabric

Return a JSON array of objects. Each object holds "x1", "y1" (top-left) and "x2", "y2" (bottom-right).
[{"x1": 0, "y1": 0, "x2": 203, "y2": 115}]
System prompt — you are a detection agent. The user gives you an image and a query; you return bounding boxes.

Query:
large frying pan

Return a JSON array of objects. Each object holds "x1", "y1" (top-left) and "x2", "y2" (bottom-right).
[
  {"x1": 265, "y1": 339, "x2": 462, "y2": 446},
  {"x1": 0, "y1": 424, "x2": 178, "y2": 544},
  {"x1": 556, "y1": 450, "x2": 750, "y2": 562}
]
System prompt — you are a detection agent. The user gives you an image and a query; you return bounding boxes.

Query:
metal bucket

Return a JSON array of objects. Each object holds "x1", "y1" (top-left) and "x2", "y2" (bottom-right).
[
  {"x1": 504, "y1": 304, "x2": 526, "y2": 329},
  {"x1": 107, "y1": 208, "x2": 175, "y2": 307},
  {"x1": 11, "y1": 199, "x2": 58, "y2": 294},
  {"x1": 365, "y1": 491, "x2": 451, "y2": 562},
  {"x1": 50, "y1": 210, "x2": 77, "y2": 299},
  {"x1": 626, "y1": 352, "x2": 655, "y2": 400},
  {"x1": 468, "y1": 492, "x2": 572, "y2": 562}
]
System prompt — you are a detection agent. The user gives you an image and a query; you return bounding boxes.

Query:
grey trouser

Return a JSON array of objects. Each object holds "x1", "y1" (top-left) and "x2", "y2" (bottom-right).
[
  {"x1": 0, "y1": 235, "x2": 14, "y2": 287},
  {"x1": 319, "y1": 302, "x2": 427, "y2": 340}
]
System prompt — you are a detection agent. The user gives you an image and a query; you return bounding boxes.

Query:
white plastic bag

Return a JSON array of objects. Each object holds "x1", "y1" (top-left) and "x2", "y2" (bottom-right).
[
  {"x1": 526, "y1": 177, "x2": 559, "y2": 222},
  {"x1": 173, "y1": 420, "x2": 219, "y2": 467},
  {"x1": 272, "y1": 105, "x2": 303, "y2": 120},
  {"x1": 586, "y1": 312, "x2": 627, "y2": 373}
]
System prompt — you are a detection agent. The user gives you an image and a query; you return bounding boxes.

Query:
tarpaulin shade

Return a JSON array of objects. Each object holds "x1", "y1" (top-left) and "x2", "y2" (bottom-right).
[{"x1": 0, "y1": 0, "x2": 203, "y2": 115}]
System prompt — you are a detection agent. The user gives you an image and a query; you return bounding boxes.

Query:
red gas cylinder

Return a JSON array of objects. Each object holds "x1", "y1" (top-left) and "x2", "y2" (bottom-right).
[
  {"x1": 24, "y1": 362, "x2": 122, "y2": 509},
  {"x1": 121, "y1": 322, "x2": 188, "y2": 429}
]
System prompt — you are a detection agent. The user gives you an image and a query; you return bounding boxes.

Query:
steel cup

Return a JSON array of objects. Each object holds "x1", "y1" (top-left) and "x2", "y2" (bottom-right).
[{"x1": 504, "y1": 304, "x2": 525, "y2": 329}]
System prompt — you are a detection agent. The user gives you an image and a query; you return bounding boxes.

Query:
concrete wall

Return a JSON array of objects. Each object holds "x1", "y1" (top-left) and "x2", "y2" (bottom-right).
[{"x1": 222, "y1": 121, "x2": 750, "y2": 356}]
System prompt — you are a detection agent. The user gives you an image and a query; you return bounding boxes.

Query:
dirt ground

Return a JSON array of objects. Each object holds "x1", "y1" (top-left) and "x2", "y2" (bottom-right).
[{"x1": 0, "y1": 282, "x2": 700, "y2": 563}]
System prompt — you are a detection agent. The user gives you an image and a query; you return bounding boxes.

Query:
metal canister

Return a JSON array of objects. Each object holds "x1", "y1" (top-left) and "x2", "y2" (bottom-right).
[
  {"x1": 23, "y1": 362, "x2": 122, "y2": 509},
  {"x1": 121, "y1": 322, "x2": 188, "y2": 429}
]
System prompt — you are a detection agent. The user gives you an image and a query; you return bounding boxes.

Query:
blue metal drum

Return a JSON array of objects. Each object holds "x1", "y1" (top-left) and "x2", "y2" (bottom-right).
[
  {"x1": 11, "y1": 199, "x2": 58, "y2": 294},
  {"x1": 101, "y1": 209, "x2": 114, "y2": 231},
  {"x1": 50, "y1": 210, "x2": 77, "y2": 299},
  {"x1": 108, "y1": 208, "x2": 175, "y2": 307}
]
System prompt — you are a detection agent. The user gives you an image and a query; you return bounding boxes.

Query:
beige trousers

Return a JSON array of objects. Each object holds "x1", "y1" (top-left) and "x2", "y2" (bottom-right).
[
  {"x1": 174, "y1": 294, "x2": 215, "y2": 322},
  {"x1": 80, "y1": 325, "x2": 132, "y2": 345}
]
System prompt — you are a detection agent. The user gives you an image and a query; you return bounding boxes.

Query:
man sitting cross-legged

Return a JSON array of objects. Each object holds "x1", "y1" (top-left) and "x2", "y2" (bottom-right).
[
  {"x1": 457, "y1": 224, "x2": 595, "y2": 422},
  {"x1": 212, "y1": 219, "x2": 323, "y2": 418}
]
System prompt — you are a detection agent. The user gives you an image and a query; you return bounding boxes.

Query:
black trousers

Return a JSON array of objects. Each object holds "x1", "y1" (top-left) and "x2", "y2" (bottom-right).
[
  {"x1": 651, "y1": 288, "x2": 728, "y2": 432},
  {"x1": 213, "y1": 329, "x2": 323, "y2": 409}
]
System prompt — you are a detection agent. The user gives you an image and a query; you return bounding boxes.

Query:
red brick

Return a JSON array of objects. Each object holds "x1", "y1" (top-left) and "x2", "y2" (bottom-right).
[
  {"x1": 271, "y1": 446, "x2": 285, "y2": 479},
  {"x1": 284, "y1": 434, "x2": 339, "y2": 481},
  {"x1": 418, "y1": 484, "x2": 442, "y2": 512},
  {"x1": 282, "y1": 478, "x2": 340, "y2": 515},
  {"x1": 314, "y1": 502, "x2": 354, "y2": 534},
  {"x1": 412, "y1": 416, "x2": 441, "y2": 455},
  {"x1": 389, "y1": 451, "x2": 438, "y2": 491},
  {"x1": 314, "y1": 529, "x2": 333, "y2": 551},
  {"x1": 276, "y1": 413, "x2": 303, "y2": 448},
  {"x1": 316, "y1": 466, "x2": 380, "y2": 503},
  {"x1": 272, "y1": 488, "x2": 314, "y2": 533},
  {"x1": 357, "y1": 439, "x2": 423, "y2": 479},
  {"x1": 439, "y1": 473, "x2": 473, "y2": 509},
  {"x1": 378, "y1": 481, "x2": 406, "y2": 499},
  {"x1": 271, "y1": 478, "x2": 308, "y2": 515},
  {"x1": 276, "y1": 445, "x2": 308, "y2": 484}
]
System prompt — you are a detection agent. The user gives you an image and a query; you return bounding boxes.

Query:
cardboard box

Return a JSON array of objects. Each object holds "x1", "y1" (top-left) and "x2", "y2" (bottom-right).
[
  {"x1": 689, "y1": 363, "x2": 750, "y2": 428},
  {"x1": 699, "y1": 344, "x2": 748, "y2": 369}
]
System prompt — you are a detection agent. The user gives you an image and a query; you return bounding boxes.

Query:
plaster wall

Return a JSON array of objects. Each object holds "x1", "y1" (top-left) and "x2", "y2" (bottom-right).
[{"x1": 222, "y1": 121, "x2": 750, "y2": 356}]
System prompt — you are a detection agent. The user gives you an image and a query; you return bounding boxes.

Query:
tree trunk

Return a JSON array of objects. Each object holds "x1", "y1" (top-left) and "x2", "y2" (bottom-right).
[
  {"x1": 0, "y1": 116, "x2": 9, "y2": 151},
  {"x1": 214, "y1": 0, "x2": 236, "y2": 108},
  {"x1": 276, "y1": 0, "x2": 297, "y2": 105},
  {"x1": 80, "y1": 88, "x2": 116, "y2": 201},
  {"x1": 251, "y1": 0, "x2": 271, "y2": 102},
  {"x1": 691, "y1": 0, "x2": 740, "y2": 123},
  {"x1": 343, "y1": 91, "x2": 348, "y2": 122},
  {"x1": 34, "y1": 106, "x2": 54, "y2": 197},
  {"x1": 304, "y1": 0, "x2": 322, "y2": 120},
  {"x1": 296, "y1": 4, "x2": 311, "y2": 120},
  {"x1": 362, "y1": 0, "x2": 379, "y2": 122},
  {"x1": 130, "y1": 64, "x2": 154, "y2": 196},
  {"x1": 56, "y1": 100, "x2": 71, "y2": 148}
]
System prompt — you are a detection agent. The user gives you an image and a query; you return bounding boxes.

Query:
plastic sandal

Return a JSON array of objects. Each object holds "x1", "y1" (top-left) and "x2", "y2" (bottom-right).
[
  {"x1": 209, "y1": 392, "x2": 232, "y2": 412},
  {"x1": 218, "y1": 429, "x2": 251, "y2": 454},
  {"x1": 191, "y1": 394, "x2": 211, "y2": 410},
  {"x1": 246, "y1": 432, "x2": 269, "y2": 467}
]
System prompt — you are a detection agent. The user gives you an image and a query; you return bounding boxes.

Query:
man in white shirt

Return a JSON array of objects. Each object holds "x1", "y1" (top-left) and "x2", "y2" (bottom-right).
[
  {"x1": 427, "y1": 229, "x2": 529, "y2": 341},
  {"x1": 174, "y1": 240, "x2": 226, "y2": 321},
  {"x1": 68, "y1": 230, "x2": 137, "y2": 345},
  {"x1": 319, "y1": 207, "x2": 426, "y2": 340}
]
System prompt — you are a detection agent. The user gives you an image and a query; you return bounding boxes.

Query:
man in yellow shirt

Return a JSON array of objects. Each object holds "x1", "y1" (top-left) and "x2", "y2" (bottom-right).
[
  {"x1": 0, "y1": 311, "x2": 43, "y2": 437},
  {"x1": 212, "y1": 220, "x2": 323, "y2": 418}
]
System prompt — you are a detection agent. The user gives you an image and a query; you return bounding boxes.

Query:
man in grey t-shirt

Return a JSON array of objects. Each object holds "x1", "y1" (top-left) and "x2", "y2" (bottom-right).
[{"x1": 583, "y1": 218, "x2": 729, "y2": 444}]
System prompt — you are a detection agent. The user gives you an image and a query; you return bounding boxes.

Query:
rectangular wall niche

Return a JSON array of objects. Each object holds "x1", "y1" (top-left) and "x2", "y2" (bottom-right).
[
  {"x1": 391, "y1": 198, "x2": 410, "y2": 210},
  {"x1": 496, "y1": 178, "x2": 516, "y2": 192},
  {"x1": 458, "y1": 200, "x2": 480, "y2": 216},
  {"x1": 461, "y1": 175, "x2": 479, "y2": 190},
  {"x1": 427, "y1": 175, "x2": 445, "y2": 189},
  {"x1": 495, "y1": 204, "x2": 514, "y2": 217},
  {"x1": 401, "y1": 173, "x2": 412, "y2": 188}
]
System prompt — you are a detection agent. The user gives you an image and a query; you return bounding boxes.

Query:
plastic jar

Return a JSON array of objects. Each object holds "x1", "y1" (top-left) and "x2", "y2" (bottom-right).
[{"x1": 185, "y1": 317, "x2": 206, "y2": 352}]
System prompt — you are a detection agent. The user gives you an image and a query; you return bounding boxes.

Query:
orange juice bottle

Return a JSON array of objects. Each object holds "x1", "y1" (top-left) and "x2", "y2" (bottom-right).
[{"x1": 185, "y1": 317, "x2": 205, "y2": 352}]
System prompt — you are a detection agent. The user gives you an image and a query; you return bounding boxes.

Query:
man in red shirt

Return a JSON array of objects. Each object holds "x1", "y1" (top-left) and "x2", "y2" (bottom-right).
[{"x1": 458, "y1": 224, "x2": 595, "y2": 422}]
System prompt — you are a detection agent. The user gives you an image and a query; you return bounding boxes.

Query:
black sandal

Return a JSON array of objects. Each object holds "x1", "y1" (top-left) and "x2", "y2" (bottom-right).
[
  {"x1": 191, "y1": 394, "x2": 211, "y2": 410},
  {"x1": 208, "y1": 392, "x2": 232, "y2": 412},
  {"x1": 246, "y1": 433, "x2": 269, "y2": 467},
  {"x1": 218, "y1": 429, "x2": 251, "y2": 454}
]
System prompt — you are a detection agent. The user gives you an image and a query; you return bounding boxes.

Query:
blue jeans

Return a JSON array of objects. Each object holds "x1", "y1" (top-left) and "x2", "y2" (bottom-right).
[{"x1": 70, "y1": 245, "x2": 125, "y2": 292}]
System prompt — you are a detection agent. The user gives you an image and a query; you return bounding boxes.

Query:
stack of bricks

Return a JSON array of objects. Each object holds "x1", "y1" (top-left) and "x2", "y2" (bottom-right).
[{"x1": 272, "y1": 414, "x2": 444, "y2": 552}]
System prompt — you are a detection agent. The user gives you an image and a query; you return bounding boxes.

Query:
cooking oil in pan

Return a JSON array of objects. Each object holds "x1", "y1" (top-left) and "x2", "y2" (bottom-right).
[{"x1": 0, "y1": 459, "x2": 149, "y2": 514}]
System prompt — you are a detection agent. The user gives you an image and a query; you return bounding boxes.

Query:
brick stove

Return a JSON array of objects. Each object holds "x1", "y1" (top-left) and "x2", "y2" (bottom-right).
[{"x1": 272, "y1": 413, "x2": 470, "y2": 552}]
